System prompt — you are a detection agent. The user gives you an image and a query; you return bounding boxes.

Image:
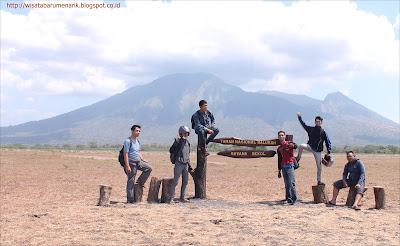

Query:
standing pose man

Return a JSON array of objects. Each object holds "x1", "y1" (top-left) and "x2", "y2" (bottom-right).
[{"x1": 296, "y1": 112, "x2": 331, "y2": 185}]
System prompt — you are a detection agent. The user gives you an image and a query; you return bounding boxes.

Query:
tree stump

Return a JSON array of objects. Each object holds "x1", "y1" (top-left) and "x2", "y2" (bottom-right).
[
  {"x1": 189, "y1": 135, "x2": 207, "y2": 199},
  {"x1": 312, "y1": 184, "x2": 329, "y2": 204},
  {"x1": 147, "y1": 177, "x2": 162, "y2": 203},
  {"x1": 134, "y1": 183, "x2": 143, "y2": 203},
  {"x1": 346, "y1": 187, "x2": 368, "y2": 206},
  {"x1": 161, "y1": 178, "x2": 173, "y2": 203},
  {"x1": 98, "y1": 185, "x2": 112, "y2": 206},
  {"x1": 373, "y1": 186, "x2": 385, "y2": 209}
]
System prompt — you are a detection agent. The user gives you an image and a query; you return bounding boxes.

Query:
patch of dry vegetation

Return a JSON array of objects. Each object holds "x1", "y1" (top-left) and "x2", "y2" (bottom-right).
[{"x1": 1, "y1": 149, "x2": 399, "y2": 245}]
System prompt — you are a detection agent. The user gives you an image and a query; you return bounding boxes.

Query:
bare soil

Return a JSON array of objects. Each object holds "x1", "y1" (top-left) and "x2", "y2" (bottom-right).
[{"x1": 1, "y1": 149, "x2": 399, "y2": 245}]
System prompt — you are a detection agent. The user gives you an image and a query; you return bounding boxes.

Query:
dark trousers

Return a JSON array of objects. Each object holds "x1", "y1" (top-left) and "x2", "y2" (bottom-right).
[
  {"x1": 195, "y1": 127, "x2": 219, "y2": 148},
  {"x1": 124, "y1": 160, "x2": 152, "y2": 202}
]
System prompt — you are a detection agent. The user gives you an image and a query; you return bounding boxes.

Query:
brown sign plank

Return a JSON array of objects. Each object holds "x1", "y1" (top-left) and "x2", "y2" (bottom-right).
[
  {"x1": 212, "y1": 135, "x2": 293, "y2": 147},
  {"x1": 217, "y1": 150, "x2": 276, "y2": 158}
]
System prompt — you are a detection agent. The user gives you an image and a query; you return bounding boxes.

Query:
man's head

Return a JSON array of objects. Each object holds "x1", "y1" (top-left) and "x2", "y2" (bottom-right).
[
  {"x1": 199, "y1": 100, "x2": 208, "y2": 113},
  {"x1": 346, "y1": 150, "x2": 356, "y2": 163},
  {"x1": 278, "y1": 130, "x2": 286, "y2": 144},
  {"x1": 315, "y1": 116, "x2": 323, "y2": 127},
  {"x1": 131, "y1": 125, "x2": 141, "y2": 137}
]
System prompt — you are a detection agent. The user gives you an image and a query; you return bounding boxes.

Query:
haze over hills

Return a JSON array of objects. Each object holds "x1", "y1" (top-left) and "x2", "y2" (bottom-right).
[{"x1": 1, "y1": 73, "x2": 399, "y2": 146}]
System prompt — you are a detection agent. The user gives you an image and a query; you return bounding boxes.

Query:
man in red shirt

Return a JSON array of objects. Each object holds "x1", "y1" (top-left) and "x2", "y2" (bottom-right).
[{"x1": 277, "y1": 131, "x2": 298, "y2": 205}]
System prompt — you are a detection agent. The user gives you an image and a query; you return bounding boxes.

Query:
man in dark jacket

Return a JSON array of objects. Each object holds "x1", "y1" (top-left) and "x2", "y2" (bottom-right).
[
  {"x1": 296, "y1": 112, "x2": 331, "y2": 185},
  {"x1": 192, "y1": 100, "x2": 219, "y2": 156},
  {"x1": 328, "y1": 151, "x2": 366, "y2": 210}
]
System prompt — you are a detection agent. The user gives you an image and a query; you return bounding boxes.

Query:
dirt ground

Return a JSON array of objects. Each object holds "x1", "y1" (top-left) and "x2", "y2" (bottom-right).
[{"x1": 1, "y1": 149, "x2": 399, "y2": 245}]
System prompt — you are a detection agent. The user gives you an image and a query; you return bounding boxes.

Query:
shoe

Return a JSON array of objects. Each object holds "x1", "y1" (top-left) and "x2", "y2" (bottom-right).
[
  {"x1": 295, "y1": 157, "x2": 300, "y2": 163},
  {"x1": 352, "y1": 205, "x2": 361, "y2": 210},
  {"x1": 168, "y1": 200, "x2": 175, "y2": 204},
  {"x1": 328, "y1": 201, "x2": 336, "y2": 206},
  {"x1": 317, "y1": 181, "x2": 325, "y2": 186},
  {"x1": 126, "y1": 200, "x2": 135, "y2": 204},
  {"x1": 180, "y1": 199, "x2": 190, "y2": 203}
]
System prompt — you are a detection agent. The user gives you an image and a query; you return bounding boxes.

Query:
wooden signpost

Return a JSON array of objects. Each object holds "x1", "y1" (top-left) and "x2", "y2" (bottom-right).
[{"x1": 217, "y1": 150, "x2": 276, "y2": 158}]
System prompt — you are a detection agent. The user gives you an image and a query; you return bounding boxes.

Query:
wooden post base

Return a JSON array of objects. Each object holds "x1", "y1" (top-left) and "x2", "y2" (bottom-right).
[
  {"x1": 98, "y1": 185, "x2": 112, "y2": 206},
  {"x1": 147, "y1": 177, "x2": 162, "y2": 203},
  {"x1": 161, "y1": 178, "x2": 173, "y2": 203},
  {"x1": 346, "y1": 187, "x2": 368, "y2": 207},
  {"x1": 134, "y1": 184, "x2": 143, "y2": 203},
  {"x1": 312, "y1": 184, "x2": 329, "y2": 204},
  {"x1": 373, "y1": 186, "x2": 385, "y2": 209}
]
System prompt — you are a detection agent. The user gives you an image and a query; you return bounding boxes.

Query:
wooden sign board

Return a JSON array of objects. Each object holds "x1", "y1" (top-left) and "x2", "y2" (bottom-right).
[
  {"x1": 217, "y1": 150, "x2": 276, "y2": 158},
  {"x1": 212, "y1": 135, "x2": 293, "y2": 147}
]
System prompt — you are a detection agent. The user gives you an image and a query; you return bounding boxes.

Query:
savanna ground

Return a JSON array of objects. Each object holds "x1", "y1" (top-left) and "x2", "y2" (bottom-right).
[{"x1": 1, "y1": 149, "x2": 399, "y2": 245}]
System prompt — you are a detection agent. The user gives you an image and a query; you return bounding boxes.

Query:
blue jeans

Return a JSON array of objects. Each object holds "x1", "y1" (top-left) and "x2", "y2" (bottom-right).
[
  {"x1": 282, "y1": 166, "x2": 297, "y2": 203},
  {"x1": 195, "y1": 127, "x2": 219, "y2": 148}
]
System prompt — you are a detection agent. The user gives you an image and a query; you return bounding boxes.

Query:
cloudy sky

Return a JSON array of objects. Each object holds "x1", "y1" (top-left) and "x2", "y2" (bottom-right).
[{"x1": 1, "y1": 0, "x2": 399, "y2": 127}]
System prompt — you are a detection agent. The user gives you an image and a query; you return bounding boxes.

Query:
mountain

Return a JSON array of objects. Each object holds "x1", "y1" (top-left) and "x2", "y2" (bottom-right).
[{"x1": 1, "y1": 73, "x2": 399, "y2": 146}]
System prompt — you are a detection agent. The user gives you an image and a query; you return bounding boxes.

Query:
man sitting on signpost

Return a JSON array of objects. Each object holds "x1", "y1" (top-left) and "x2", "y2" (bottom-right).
[{"x1": 192, "y1": 100, "x2": 219, "y2": 156}]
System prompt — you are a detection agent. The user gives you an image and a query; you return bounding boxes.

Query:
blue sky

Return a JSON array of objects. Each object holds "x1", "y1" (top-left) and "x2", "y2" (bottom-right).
[{"x1": 1, "y1": 0, "x2": 399, "y2": 127}]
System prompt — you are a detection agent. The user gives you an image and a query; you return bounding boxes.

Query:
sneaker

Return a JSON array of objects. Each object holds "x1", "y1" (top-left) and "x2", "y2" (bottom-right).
[
  {"x1": 295, "y1": 157, "x2": 301, "y2": 163},
  {"x1": 318, "y1": 181, "x2": 325, "y2": 186}
]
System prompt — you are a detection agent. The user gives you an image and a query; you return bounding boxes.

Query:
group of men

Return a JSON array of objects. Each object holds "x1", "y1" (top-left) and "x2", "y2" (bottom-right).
[{"x1": 122, "y1": 100, "x2": 366, "y2": 209}]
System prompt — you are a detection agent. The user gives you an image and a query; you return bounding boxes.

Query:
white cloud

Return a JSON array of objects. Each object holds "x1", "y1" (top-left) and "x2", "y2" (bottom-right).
[
  {"x1": 1, "y1": 108, "x2": 56, "y2": 127},
  {"x1": 24, "y1": 97, "x2": 35, "y2": 103},
  {"x1": 394, "y1": 14, "x2": 400, "y2": 29},
  {"x1": 0, "y1": 0, "x2": 398, "y2": 124}
]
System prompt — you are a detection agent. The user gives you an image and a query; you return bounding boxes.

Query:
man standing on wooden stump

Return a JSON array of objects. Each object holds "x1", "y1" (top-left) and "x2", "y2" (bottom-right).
[
  {"x1": 296, "y1": 112, "x2": 331, "y2": 186},
  {"x1": 123, "y1": 125, "x2": 153, "y2": 203},
  {"x1": 169, "y1": 126, "x2": 194, "y2": 204},
  {"x1": 277, "y1": 131, "x2": 298, "y2": 205},
  {"x1": 328, "y1": 151, "x2": 366, "y2": 210},
  {"x1": 191, "y1": 100, "x2": 219, "y2": 156}
]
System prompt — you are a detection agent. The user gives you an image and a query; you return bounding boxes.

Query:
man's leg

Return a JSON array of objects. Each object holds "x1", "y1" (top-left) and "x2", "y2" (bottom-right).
[
  {"x1": 296, "y1": 143, "x2": 309, "y2": 160},
  {"x1": 353, "y1": 194, "x2": 363, "y2": 208},
  {"x1": 206, "y1": 127, "x2": 219, "y2": 144},
  {"x1": 285, "y1": 166, "x2": 297, "y2": 204},
  {"x1": 282, "y1": 168, "x2": 289, "y2": 202},
  {"x1": 311, "y1": 150, "x2": 322, "y2": 183},
  {"x1": 170, "y1": 163, "x2": 185, "y2": 202},
  {"x1": 180, "y1": 164, "x2": 189, "y2": 201},
  {"x1": 195, "y1": 128, "x2": 207, "y2": 149},
  {"x1": 329, "y1": 180, "x2": 344, "y2": 205},
  {"x1": 136, "y1": 161, "x2": 153, "y2": 186},
  {"x1": 126, "y1": 163, "x2": 137, "y2": 202}
]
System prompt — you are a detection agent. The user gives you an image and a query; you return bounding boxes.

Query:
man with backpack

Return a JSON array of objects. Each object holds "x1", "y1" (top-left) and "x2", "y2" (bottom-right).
[
  {"x1": 169, "y1": 126, "x2": 193, "y2": 204},
  {"x1": 122, "y1": 125, "x2": 152, "y2": 203},
  {"x1": 296, "y1": 112, "x2": 331, "y2": 186},
  {"x1": 191, "y1": 100, "x2": 219, "y2": 156},
  {"x1": 277, "y1": 130, "x2": 298, "y2": 205}
]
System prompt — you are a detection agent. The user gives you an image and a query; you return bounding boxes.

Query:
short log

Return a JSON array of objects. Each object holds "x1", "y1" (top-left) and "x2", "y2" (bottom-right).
[
  {"x1": 98, "y1": 185, "x2": 112, "y2": 206},
  {"x1": 147, "y1": 177, "x2": 162, "y2": 203},
  {"x1": 346, "y1": 187, "x2": 368, "y2": 207},
  {"x1": 134, "y1": 183, "x2": 143, "y2": 203},
  {"x1": 312, "y1": 184, "x2": 329, "y2": 204},
  {"x1": 161, "y1": 178, "x2": 173, "y2": 203},
  {"x1": 373, "y1": 186, "x2": 385, "y2": 209}
]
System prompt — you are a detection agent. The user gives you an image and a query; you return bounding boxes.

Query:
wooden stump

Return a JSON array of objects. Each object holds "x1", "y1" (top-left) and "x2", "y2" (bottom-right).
[
  {"x1": 312, "y1": 184, "x2": 329, "y2": 204},
  {"x1": 134, "y1": 184, "x2": 143, "y2": 203},
  {"x1": 374, "y1": 186, "x2": 385, "y2": 209},
  {"x1": 147, "y1": 177, "x2": 162, "y2": 203},
  {"x1": 98, "y1": 185, "x2": 112, "y2": 206},
  {"x1": 191, "y1": 136, "x2": 207, "y2": 199},
  {"x1": 161, "y1": 178, "x2": 173, "y2": 203},
  {"x1": 346, "y1": 187, "x2": 368, "y2": 207}
]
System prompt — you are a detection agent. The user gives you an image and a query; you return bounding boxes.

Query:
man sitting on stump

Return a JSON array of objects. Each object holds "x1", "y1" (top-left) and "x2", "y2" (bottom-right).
[
  {"x1": 328, "y1": 151, "x2": 366, "y2": 210},
  {"x1": 192, "y1": 100, "x2": 219, "y2": 156}
]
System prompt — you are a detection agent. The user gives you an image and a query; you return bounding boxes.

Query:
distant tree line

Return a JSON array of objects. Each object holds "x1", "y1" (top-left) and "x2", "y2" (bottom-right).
[{"x1": 1, "y1": 142, "x2": 399, "y2": 154}]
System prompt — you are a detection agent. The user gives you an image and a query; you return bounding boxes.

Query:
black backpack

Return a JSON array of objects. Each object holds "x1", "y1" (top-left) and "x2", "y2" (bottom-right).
[
  {"x1": 169, "y1": 138, "x2": 190, "y2": 164},
  {"x1": 118, "y1": 138, "x2": 139, "y2": 167}
]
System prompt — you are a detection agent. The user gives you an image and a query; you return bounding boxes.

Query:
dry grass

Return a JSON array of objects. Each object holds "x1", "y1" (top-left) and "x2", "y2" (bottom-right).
[{"x1": 1, "y1": 149, "x2": 399, "y2": 245}]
